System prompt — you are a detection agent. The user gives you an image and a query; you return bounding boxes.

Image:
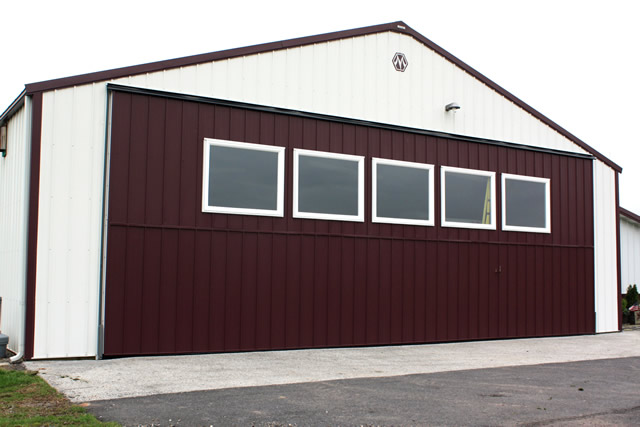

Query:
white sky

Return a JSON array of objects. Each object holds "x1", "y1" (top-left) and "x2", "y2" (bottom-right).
[{"x1": 3, "y1": 0, "x2": 639, "y2": 213}]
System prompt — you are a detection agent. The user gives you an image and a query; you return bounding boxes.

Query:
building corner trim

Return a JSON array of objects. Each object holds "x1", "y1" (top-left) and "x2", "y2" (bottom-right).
[
  {"x1": 615, "y1": 173, "x2": 622, "y2": 331},
  {"x1": 24, "y1": 92, "x2": 43, "y2": 360}
]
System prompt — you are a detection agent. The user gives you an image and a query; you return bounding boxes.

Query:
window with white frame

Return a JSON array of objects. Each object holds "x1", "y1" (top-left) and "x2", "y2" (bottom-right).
[
  {"x1": 372, "y1": 158, "x2": 434, "y2": 226},
  {"x1": 441, "y1": 166, "x2": 496, "y2": 230},
  {"x1": 202, "y1": 138, "x2": 285, "y2": 216},
  {"x1": 501, "y1": 173, "x2": 551, "y2": 233},
  {"x1": 293, "y1": 148, "x2": 364, "y2": 222}
]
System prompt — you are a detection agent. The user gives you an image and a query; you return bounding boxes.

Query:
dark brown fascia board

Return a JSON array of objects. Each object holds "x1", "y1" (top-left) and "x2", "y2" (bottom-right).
[
  {"x1": 620, "y1": 207, "x2": 640, "y2": 225},
  {"x1": 0, "y1": 89, "x2": 26, "y2": 126},
  {"x1": 22, "y1": 20, "x2": 621, "y2": 172}
]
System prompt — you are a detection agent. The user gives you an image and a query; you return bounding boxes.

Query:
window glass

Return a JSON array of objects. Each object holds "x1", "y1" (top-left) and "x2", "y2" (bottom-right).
[
  {"x1": 441, "y1": 167, "x2": 495, "y2": 229},
  {"x1": 294, "y1": 149, "x2": 364, "y2": 221},
  {"x1": 202, "y1": 139, "x2": 284, "y2": 216},
  {"x1": 373, "y1": 158, "x2": 434, "y2": 226},
  {"x1": 502, "y1": 174, "x2": 550, "y2": 232}
]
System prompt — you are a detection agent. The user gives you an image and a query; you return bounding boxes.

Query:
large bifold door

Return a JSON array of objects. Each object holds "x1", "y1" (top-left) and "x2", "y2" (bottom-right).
[{"x1": 102, "y1": 88, "x2": 595, "y2": 357}]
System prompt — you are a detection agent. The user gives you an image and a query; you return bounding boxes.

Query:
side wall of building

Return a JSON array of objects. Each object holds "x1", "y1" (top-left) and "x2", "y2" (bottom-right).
[
  {"x1": 621, "y1": 216, "x2": 640, "y2": 292},
  {"x1": 593, "y1": 161, "x2": 620, "y2": 332},
  {"x1": 31, "y1": 31, "x2": 618, "y2": 357},
  {"x1": 33, "y1": 86, "x2": 105, "y2": 358},
  {"x1": 0, "y1": 99, "x2": 31, "y2": 354}
]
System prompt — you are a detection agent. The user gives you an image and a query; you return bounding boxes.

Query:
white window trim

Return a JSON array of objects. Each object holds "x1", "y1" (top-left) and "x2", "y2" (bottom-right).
[
  {"x1": 293, "y1": 148, "x2": 364, "y2": 222},
  {"x1": 441, "y1": 166, "x2": 496, "y2": 230},
  {"x1": 201, "y1": 138, "x2": 285, "y2": 217},
  {"x1": 501, "y1": 173, "x2": 551, "y2": 233},
  {"x1": 372, "y1": 157, "x2": 435, "y2": 226}
]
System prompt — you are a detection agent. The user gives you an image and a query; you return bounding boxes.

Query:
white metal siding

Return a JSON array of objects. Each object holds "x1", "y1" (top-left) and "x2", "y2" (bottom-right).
[
  {"x1": 621, "y1": 216, "x2": 640, "y2": 292},
  {"x1": 115, "y1": 32, "x2": 587, "y2": 155},
  {"x1": 32, "y1": 30, "x2": 614, "y2": 357},
  {"x1": 593, "y1": 161, "x2": 619, "y2": 333},
  {"x1": 0, "y1": 99, "x2": 31, "y2": 355},
  {"x1": 33, "y1": 86, "x2": 105, "y2": 358}
]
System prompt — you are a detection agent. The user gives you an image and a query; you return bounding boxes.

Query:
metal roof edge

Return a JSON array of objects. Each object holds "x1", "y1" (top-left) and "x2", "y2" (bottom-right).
[
  {"x1": 620, "y1": 207, "x2": 640, "y2": 225},
  {"x1": 397, "y1": 24, "x2": 622, "y2": 173},
  {"x1": 0, "y1": 89, "x2": 27, "y2": 125},
  {"x1": 24, "y1": 21, "x2": 405, "y2": 94},
  {"x1": 21, "y1": 20, "x2": 621, "y2": 172}
]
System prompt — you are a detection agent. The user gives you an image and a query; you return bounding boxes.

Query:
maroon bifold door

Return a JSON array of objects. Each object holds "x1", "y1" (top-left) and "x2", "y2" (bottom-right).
[{"x1": 103, "y1": 88, "x2": 595, "y2": 357}]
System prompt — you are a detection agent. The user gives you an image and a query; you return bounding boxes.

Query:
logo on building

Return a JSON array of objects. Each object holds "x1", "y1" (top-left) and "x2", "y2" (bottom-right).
[{"x1": 392, "y1": 52, "x2": 408, "y2": 72}]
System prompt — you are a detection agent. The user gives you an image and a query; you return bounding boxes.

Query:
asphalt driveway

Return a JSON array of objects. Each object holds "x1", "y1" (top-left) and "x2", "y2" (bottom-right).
[
  {"x1": 86, "y1": 356, "x2": 640, "y2": 426},
  {"x1": 24, "y1": 331, "x2": 640, "y2": 425}
]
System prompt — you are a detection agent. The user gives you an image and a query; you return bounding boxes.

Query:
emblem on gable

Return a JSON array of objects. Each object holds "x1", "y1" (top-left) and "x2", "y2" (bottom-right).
[{"x1": 392, "y1": 52, "x2": 408, "y2": 72}]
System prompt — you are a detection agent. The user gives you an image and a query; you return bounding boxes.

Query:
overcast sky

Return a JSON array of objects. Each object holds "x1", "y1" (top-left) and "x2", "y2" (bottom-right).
[{"x1": 3, "y1": 0, "x2": 639, "y2": 213}]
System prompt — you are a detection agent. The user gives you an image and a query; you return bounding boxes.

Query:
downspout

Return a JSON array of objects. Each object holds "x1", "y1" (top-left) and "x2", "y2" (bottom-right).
[{"x1": 9, "y1": 94, "x2": 32, "y2": 363}]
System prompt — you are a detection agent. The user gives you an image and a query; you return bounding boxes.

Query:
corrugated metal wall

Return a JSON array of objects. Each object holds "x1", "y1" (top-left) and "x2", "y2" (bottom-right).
[
  {"x1": 621, "y1": 216, "x2": 640, "y2": 292},
  {"x1": 116, "y1": 32, "x2": 587, "y2": 156},
  {"x1": 593, "y1": 161, "x2": 619, "y2": 332},
  {"x1": 103, "y1": 91, "x2": 595, "y2": 356},
  {"x1": 33, "y1": 87, "x2": 105, "y2": 358},
  {"x1": 31, "y1": 29, "x2": 617, "y2": 357},
  {"x1": 0, "y1": 99, "x2": 31, "y2": 354}
]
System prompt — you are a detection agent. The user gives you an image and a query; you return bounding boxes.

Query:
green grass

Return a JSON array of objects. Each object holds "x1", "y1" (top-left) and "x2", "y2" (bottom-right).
[{"x1": 0, "y1": 367, "x2": 120, "y2": 426}]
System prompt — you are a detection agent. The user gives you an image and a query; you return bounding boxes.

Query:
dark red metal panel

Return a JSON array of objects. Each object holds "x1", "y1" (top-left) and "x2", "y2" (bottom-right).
[
  {"x1": 353, "y1": 238, "x2": 367, "y2": 344},
  {"x1": 103, "y1": 226, "x2": 126, "y2": 354},
  {"x1": 192, "y1": 231, "x2": 212, "y2": 352},
  {"x1": 209, "y1": 231, "x2": 227, "y2": 351},
  {"x1": 175, "y1": 230, "x2": 195, "y2": 352},
  {"x1": 240, "y1": 233, "x2": 258, "y2": 350},
  {"x1": 255, "y1": 233, "x2": 273, "y2": 350},
  {"x1": 270, "y1": 233, "x2": 287, "y2": 348},
  {"x1": 103, "y1": 91, "x2": 597, "y2": 357},
  {"x1": 365, "y1": 238, "x2": 380, "y2": 344},
  {"x1": 122, "y1": 228, "x2": 144, "y2": 353},
  {"x1": 158, "y1": 229, "x2": 178, "y2": 353},
  {"x1": 25, "y1": 92, "x2": 43, "y2": 360},
  {"x1": 140, "y1": 229, "x2": 162, "y2": 353}
]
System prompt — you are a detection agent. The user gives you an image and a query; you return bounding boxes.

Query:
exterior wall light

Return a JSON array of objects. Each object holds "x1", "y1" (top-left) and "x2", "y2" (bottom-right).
[
  {"x1": 445, "y1": 102, "x2": 461, "y2": 112},
  {"x1": 0, "y1": 125, "x2": 7, "y2": 157}
]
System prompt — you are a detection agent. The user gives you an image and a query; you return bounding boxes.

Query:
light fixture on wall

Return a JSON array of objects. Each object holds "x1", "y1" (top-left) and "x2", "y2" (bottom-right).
[
  {"x1": 445, "y1": 102, "x2": 461, "y2": 112},
  {"x1": 0, "y1": 126, "x2": 7, "y2": 157}
]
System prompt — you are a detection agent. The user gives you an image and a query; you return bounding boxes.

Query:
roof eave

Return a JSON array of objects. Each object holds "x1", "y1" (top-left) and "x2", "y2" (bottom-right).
[
  {"x1": 21, "y1": 20, "x2": 622, "y2": 172},
  {"x1": 24, "y1": 21, "x2": 406, "y2": 94},
  {"x1": 620, "y1": 207, "x2": 640, "y2": 225},
  {"x1": 0, "y1": 89, "x2": 26, "y2": 126},
  {"x1": 399, "y1": 25, "x2": 622, "y2": 173}
]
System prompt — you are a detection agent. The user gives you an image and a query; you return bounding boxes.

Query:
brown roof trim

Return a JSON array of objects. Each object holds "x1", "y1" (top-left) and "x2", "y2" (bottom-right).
[
  {"x1": 398, "y1": 25, "x2": 622, "y2": 173},
  {"x1": 0, "y1": 90, "x2": 26, "y2": 125},
  {"x1": 616, "y1": 174, "x2": 622, "y2": 330},
  {"x1": 25, "y1": 91, "x2": 43, "y2": 360},
  {"x1": 620, "y1": 207, "x2": 640, "y2": 225},
  {"x1": 24, "y1": 21, "x2": 403, "y2": 94},
  {"x1": 23, "y1": 20, "x2": 621, "y2": 172}
]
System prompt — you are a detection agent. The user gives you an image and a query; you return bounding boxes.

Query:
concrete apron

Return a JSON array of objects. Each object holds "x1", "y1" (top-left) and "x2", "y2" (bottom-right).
[{"x1": 25, "y1": 331, "x2": 640, "y2": 403}]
